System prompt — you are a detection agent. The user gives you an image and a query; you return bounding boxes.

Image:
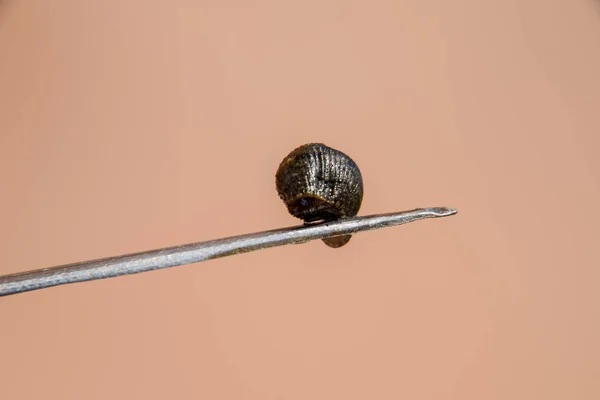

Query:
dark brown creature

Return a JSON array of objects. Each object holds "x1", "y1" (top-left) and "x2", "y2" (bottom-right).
[{"x1": 275, "y1": 143, "x2": 363, "y2": 248}]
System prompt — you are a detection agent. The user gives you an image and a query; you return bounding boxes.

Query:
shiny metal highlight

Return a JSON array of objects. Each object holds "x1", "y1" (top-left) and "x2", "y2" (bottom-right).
[{"x1": 0, "y1": 207, "x2": 457, "y2": 297}]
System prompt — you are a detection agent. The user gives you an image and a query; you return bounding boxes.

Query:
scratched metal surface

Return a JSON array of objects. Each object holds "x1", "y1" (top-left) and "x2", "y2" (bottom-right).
[{"x1": 0, "y1": 207, "x2": 456, "y2": 297}]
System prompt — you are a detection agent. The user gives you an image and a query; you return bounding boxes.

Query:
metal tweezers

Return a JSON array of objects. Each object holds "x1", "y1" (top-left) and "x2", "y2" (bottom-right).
[{"x1": 0, "y1": 207, "x2": 457, "y2": 297}]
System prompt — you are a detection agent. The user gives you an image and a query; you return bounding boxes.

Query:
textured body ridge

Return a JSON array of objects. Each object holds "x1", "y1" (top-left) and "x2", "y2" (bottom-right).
[{"x1": 275, "y1": 143, "x2": 363, "y2": 248}]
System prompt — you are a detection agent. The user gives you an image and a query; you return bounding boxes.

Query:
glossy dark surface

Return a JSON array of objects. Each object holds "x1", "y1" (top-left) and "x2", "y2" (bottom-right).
[
  {"x1": 276, "y1": 143, "x2": 364, "y2": 247},
  {"x1": 276, "y1": 143, "x2": 363, "y2": 222}
]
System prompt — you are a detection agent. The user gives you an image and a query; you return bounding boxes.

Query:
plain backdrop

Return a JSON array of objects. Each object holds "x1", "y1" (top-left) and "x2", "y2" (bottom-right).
[{"x1": 1, "y1": 1, "x2": 599, "y2": 399}]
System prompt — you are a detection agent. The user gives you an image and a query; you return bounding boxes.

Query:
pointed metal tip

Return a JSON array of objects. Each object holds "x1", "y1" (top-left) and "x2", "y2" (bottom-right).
[
  {"x1": 418, "y1": 207, "x2": 458, "y2": 217},
  {"x1": 0, "y1": 206, "x2": 459, "y2": 297},
  {"x1": 439, "y1": 207, "x2": 458, "y2": 216}
]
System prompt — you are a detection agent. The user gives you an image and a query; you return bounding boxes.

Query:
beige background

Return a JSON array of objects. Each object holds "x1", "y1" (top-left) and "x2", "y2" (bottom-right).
[{"x1": 1, "y1": 1, "x2": 599, "y2": 399}]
